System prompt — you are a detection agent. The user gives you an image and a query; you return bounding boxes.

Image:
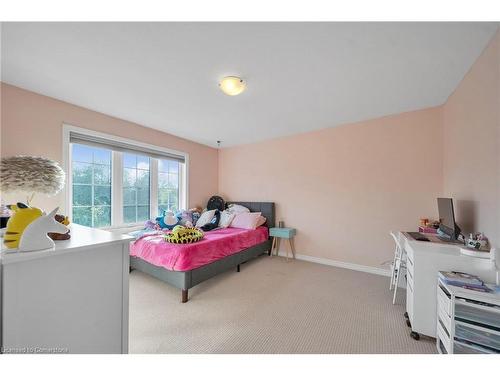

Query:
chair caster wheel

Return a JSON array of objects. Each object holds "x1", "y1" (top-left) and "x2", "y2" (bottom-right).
[
  {"x1": 410, "y1": 331, "x2": 420, "y2": 340},
  {"x1": 404, "y1": 312, "x2": 409, "y2": 319},
  {"x1": 406, "y1": 319, "x2": 411, "y2": 327}
]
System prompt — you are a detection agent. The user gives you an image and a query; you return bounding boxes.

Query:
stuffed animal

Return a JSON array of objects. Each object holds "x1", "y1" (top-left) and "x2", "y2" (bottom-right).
[
  {"x1": 156, "y1": 211, "x2": 180, "y2": 230},
  {"x1": 175, "y1": 209, "x2": 194, "y2": 226},
  {"x1": 145, "y1": 220, "x2": 160, "y2": 230},
  {"x1": 48, "y1": 214, "x2": 71, "y2": 240},
  {"x1": 187, "y1": 208, "x2": 201, "y2": 226},
  {"x1": 3, "y1": 202, "x2": 43, "y2": 248},
  {"x1": 164, "y1": 225, "x2": 204, "y2": 244},
  {"x1": 191, "y1": 212, "x2": 200, "y2": 226},
  {"x1": 4, "y1": 203, "x2": 67, "y2": 251}
]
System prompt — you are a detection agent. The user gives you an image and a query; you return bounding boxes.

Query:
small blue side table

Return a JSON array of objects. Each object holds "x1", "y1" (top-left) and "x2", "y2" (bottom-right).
[{"x1": 269, "y1": 227, "x2": 297, "y2": 260}]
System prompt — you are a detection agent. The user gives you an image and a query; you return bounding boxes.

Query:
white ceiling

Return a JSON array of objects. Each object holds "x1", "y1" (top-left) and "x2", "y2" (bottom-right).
[{"x1": 1, "y1": 22, "x2": 498, "y2": 148}]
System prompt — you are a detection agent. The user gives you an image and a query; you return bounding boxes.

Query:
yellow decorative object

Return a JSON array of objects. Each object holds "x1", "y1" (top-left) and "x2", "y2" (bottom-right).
[
  {"x1": 3, "y1": 202, "x2": 43, "y2": 249},
  {"x1": 164, "y1": 225, "x2": 204, "y2": 244}
]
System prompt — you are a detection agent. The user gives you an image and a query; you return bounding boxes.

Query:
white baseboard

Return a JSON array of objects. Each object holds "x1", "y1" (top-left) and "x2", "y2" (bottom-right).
[{"x1": 274, "y1": 250, "x2": 391, "y2": 277}]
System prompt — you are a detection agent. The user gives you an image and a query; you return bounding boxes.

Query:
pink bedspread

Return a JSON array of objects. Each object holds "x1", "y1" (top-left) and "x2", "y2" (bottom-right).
[{"x1": 130, "y1": 226, "x2": 269, "y2": 271}]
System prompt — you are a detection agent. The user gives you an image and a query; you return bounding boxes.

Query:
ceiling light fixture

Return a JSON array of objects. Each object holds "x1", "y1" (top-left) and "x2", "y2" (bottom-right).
[{"x1": 219, "y1": 76, "x2": 246, "y2": 96}]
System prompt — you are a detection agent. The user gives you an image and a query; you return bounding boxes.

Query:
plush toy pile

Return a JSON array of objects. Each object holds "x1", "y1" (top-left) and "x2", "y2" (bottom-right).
[
  {"x1": 155, "y1": 208, "x2": 202, "y2": 229},
  {"x1": 164, "y1": 225, "x2": 204, "y2": 244}
]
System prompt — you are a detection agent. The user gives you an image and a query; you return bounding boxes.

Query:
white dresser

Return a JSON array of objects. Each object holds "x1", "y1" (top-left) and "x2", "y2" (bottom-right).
[
  {"x1": 400, "y1": 233, "x2": 497, "y2": 339},
  {"x1": 0, "y1": 224, "x2": 132, "y2": 354},
  {"x1": 436, "y1": 278, "x2": 500, "y2": 354}
]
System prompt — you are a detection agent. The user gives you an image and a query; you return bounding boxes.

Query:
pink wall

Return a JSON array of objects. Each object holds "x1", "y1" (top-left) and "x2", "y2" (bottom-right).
[
  {"x1": 219, "y1": 108, "x2": 444, "y2": 269},
  {"x1": 0, "y1": 83, "x2": 219, "y2": 211},
  {"x1": 2, "y1": 30, "x2": 497, "y2": 270},
  {"x1": 219, "y1": 29, "x2": 500, "y2": 269},
  {"x1": 443, "y1": 30, "x2": 500, "y2": 247}
]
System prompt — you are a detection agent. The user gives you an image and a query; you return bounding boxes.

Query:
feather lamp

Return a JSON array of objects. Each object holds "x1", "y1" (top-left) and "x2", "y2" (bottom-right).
[{"x1": 0, "y1": 156, "x2": 65, "y2": 204}]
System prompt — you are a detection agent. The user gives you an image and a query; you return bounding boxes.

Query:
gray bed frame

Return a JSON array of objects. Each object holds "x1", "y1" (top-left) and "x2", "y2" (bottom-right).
[{"x1": 130, "y1": 202, "x2": 275, "y2": 302}]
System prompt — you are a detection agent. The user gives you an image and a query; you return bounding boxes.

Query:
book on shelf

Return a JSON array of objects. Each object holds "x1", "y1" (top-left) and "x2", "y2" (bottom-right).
[
  {"x1": 438, "y1": 271, "x2": 484, "y2": 287},
  {"x1": 419, "y1": 226, "x2": 437, "y2": 234}
]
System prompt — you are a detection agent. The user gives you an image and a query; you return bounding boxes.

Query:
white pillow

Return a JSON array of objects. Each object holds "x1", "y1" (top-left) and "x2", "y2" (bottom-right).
[
  {"x1": 219, "y1": 210, "x2": 236, "y2": 228},
  {"x1": 230, "y1": 212, "x2": 262, "y2": 230},
  {"x1": 195, "y1": 209, "x2": 216, "y2": 228},
  {"x1": 256, "y1": 215, "x2": 267, "y2": 227},
  {"x1": 228, "y1": 204, "x2": 250, "y2": 214}
]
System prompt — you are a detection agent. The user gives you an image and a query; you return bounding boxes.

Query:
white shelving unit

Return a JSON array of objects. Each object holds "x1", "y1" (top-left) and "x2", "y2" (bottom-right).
[{"x1": 436, "y1": 277, "x2": 500, "y2": 354}]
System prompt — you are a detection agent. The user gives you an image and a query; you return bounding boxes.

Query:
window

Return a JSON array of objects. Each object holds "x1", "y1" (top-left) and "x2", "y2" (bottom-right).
[
  {"x1": 66, "y1": 126, "x2": 187, "y2": 228},
  {"x1": 123, "y1": 153, "x2": 150, "y2": 223},
  {"x1": 158, "y1": 159, "x2": 180, "y2": 215},
  {"x1": 72, "y1": 144, "x2": 112, "y2": 227}
]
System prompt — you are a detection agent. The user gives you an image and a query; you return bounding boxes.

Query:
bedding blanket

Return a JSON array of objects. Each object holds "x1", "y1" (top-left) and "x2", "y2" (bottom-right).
[{"x1": 130, "y1": 226, "x2": 269, "y2": 271}]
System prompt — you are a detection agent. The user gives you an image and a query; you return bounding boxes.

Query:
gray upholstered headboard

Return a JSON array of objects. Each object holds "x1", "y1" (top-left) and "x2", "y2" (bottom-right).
[{"x1": 226, "y1": 201, "x2": 275, "y2": 228}]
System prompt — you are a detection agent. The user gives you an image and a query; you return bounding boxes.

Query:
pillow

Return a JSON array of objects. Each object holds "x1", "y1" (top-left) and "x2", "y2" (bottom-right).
[
  {"x1": 230, "y1": 212, "x2": 262, "y2": 230},
  {"x1": 219, "y1": 210, "x2": 236, "y2": 228},
  {"x1": 227, "y1": 204, "x2": 250, "y2": 214},
  {"x1": 195, "y1": 209, "x2": 216, "y2": 228},
  {"x1": 256, "y1": 215, "x2": 267, "y2": 227}
]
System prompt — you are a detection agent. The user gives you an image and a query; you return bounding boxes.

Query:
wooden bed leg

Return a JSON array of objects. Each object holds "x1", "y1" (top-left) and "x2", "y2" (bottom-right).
[
  {"x1": 237, "y1": 264, "x2": 240, "y2": 272},
  {"x1": 181, "y1": 289, "x2": 188, "y2": 303}
]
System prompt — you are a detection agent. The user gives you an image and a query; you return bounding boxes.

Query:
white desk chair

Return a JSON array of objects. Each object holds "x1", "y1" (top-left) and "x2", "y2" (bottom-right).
[{"x1": 389, "y1": 232, "x2": 406, "y2": 304}]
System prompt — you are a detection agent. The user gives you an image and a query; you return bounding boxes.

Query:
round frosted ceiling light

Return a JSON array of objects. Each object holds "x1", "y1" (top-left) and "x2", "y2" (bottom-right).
[{"x1": 219, "y1": 76, "x2": 246, "y2": 96}]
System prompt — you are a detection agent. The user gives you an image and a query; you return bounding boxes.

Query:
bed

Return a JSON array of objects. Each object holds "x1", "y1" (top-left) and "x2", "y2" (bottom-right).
[{"x1": 129, "y1": 202, "x2": 275, "y2": 302}]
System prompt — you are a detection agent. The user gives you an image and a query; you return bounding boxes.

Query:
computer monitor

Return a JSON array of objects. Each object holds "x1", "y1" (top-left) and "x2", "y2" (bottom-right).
[{"x1": 437, "y1": 198, "x2": 461, "y2": 240}]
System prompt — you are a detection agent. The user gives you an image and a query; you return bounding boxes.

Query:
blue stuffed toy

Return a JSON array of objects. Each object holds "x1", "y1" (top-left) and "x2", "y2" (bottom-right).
[{"x1": 155, "y1": 210, "x2": 180, "y2": 230}]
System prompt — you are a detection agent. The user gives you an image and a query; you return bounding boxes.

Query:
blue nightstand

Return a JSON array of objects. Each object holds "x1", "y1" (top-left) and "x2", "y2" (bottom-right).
[{"x1": 269, "y1": 227, "x2": 296, "y2": 260}]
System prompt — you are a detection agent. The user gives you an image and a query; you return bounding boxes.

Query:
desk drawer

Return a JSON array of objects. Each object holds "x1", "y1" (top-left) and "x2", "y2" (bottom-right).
[
  {"x1": 454, "y1": 340, "x2": 497, "y2": 354},
  {"x1": 455, "y1": 322, "x2": 500, "y2": 352},
  {"x1": 406, "y1": 281, "x2": 414, "y2": 322},
  {"x1": 455, "y1": 300, "x2": 500, "y2": 330},
  {"x1": 437, "y1": 285, "x2": 452, "y2": 317},
  {"x1": 437, "y1": 319, "x2": 451, "y2": 353},
  {"x1": 438, "y1": 305, "x2": 452, "y2": 334}
]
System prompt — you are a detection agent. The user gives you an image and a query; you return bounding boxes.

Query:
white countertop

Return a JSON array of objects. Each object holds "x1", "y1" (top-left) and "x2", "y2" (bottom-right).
[
  {"x1": 401, "y1": 232, "x2": 472, "y2": 256},
  {"x1": 401, "y1": 231, "x2": 499, "y2": 284},
  {"x1": 1, "y1": 223, "x2": 133, "y2": 265}
]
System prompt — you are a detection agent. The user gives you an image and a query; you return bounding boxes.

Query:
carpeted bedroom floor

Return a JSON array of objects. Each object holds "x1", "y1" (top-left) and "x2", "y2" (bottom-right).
[{"x1": 129, "y1": 255, "x2": 436, "y2": 354}]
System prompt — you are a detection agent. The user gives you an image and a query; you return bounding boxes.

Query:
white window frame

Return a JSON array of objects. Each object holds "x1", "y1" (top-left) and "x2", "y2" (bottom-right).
[{"x1": 62, "y1": 124, "x2": 189, "y2": 230}]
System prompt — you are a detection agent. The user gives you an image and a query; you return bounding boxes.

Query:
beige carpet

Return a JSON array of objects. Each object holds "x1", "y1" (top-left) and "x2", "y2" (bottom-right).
[{"x1": 129, "y1": 255, "x2": 436, "y2": 353}]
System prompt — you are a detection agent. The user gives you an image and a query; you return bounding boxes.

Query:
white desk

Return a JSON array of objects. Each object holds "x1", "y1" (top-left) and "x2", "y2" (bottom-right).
[
  {"x1": 400, "y1": 232, "x2": 497, "y2": 339},
  {"x1": 0, "y1": 224, "x2": 132, "y2": 353}
]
